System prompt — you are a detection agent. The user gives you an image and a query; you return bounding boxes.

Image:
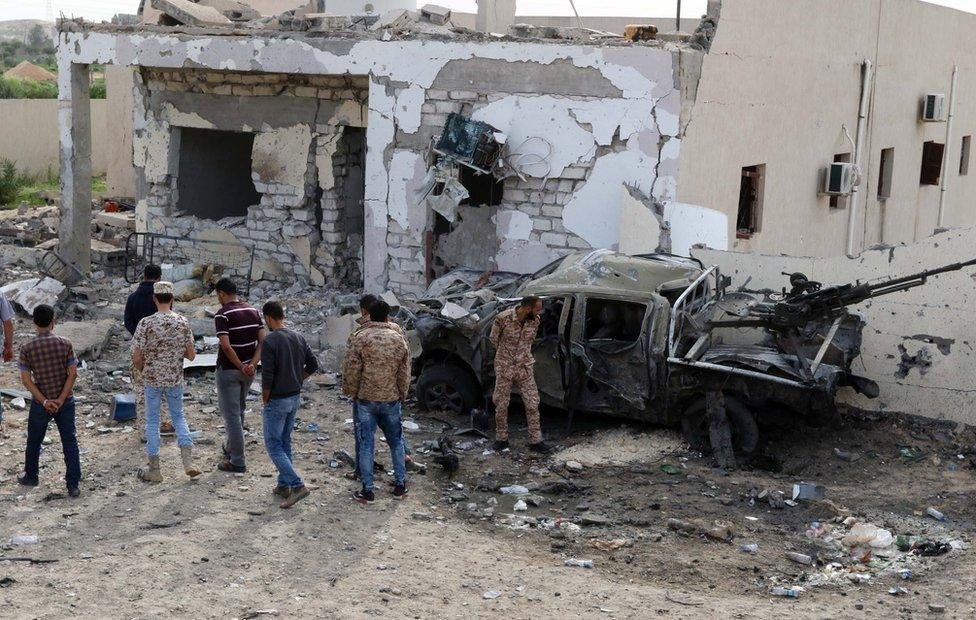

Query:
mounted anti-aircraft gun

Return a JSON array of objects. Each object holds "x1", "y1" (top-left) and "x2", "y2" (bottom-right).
[
  {"x1": 706, "y1": 257, "x2": 976, "y2": 384},
  {"x1": 711, "y1": 257, "x2": 976, "y2": 330}
]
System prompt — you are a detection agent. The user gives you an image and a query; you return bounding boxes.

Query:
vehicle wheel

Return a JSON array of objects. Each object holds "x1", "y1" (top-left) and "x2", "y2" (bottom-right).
[
  {"x1": 416, "y1": 363, "x2": 481, "y2": 414},
  {"x1": 681, "y1": 396, "x2": 759, "y2": 456}
]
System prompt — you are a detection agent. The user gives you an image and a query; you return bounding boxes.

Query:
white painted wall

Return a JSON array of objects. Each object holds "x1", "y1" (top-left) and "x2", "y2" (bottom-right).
[{"x1": 678, "y1": 0, "x2": 976, "y2": 258}]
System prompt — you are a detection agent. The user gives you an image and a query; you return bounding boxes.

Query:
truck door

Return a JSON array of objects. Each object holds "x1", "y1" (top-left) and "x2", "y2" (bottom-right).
[
  {"x1": 532, "y1": 296, "x2": 572, "y2": 407},
  {"x1": 568, "y1": 295, "x2": 656, "y2": 417}
]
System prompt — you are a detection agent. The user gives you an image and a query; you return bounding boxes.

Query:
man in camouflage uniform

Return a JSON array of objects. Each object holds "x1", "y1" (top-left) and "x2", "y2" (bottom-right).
[
  {"x1": 342, "y1": 299, "x2": 411, "y2": 503},
  {"x1": 490, "y1": 295, "x2": 553, "y2": 454}
]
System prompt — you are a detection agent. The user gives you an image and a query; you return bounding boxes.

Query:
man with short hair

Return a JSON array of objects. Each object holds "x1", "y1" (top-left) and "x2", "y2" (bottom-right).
[
  {"x1": 17, "y1": 304, "x2": 81, "y2": 496},
  {"x1": 132, "y1": 281, "x2": 200, "y2": 483},
  {"x1": 490, "y1": 295, "x2": 553, "y2": 454},
  {"x1": 213, "y1": 278, "x2": 265, "y2": 473},
  {"x1": 261, "y1": 301, "x2": 318, "y2": 508},
  {"x1": 0, "y1": 287, "x2": 14, "y2": 432},
  {"x1": 124, "y1": 264, "x2": 163, "y2": 429},
  {"x1": 344, "y1": 294, "x2": 378, "y2": 482},
  {"x1": 342, "y1": 299, "x2": 411, "y2": 503}
]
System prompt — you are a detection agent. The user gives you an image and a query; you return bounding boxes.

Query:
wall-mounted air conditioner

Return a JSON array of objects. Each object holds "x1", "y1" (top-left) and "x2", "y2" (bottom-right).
[
  {"x1": 822, "y1": 162, "x2": 858, "y2": 197},
  {"x1": 921, "y1": 93, "x2": 946, "y2": 122}
]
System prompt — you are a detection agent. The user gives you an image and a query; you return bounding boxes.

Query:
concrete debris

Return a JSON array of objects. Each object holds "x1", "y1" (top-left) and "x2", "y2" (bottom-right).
[
  {"x1": 151, "y1": 0, "x2": 233, "y2": 27},
  {"x1": 94, "y1": 211, "x2": 136, "y2": 231},
  {"x1": 667, "y1": 518, "x2": 734, "y2": 543},
  {"x1": 420, "y1": 4, "x2": 452, "y2": 26},
  {"x1": 0, "y1": 277, "x2": 67, "y2": 315},
  {"x1": 623, "y1": 24, "x2": 658, "y2": 41},
  {"x1": 197, "y1": 0, "x2": 260, "y2": 22},
  {"x1": 172, "y1": 278, "x2": 209, "y2": 302},
  {"x1": 54, "y1": 319, "x2": 116, "y2": 361},
  {"x1": 439, "y1": 302, "x2": 469, "y2": 320}
]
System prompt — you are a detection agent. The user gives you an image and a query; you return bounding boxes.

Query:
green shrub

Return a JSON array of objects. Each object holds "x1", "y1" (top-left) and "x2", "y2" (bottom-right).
[
  {"x1": 0, "y1": 76, "x2": 57, "y2": 99},
  {"x1": 0, "y1": 160, "x2": 20, "y2": 205}
]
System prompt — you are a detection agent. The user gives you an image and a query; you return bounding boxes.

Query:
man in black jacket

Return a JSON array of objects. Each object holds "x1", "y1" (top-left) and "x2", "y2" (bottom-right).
[
  {"x1": 124, "y1": 264, "x2": 163, "y2": 429},
  {"x1": 125, "y1": 264, "x2": 162, "y2": 335}
]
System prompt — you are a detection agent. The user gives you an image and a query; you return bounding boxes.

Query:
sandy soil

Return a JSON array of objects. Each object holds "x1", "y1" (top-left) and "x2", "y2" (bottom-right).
[{"x1": 1, "y1": 310, "x2": 976, "y2": 619}]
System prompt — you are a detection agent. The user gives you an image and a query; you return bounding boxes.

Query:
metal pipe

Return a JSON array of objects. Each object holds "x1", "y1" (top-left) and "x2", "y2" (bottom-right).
[
  {"x1": 847, "y1": 59, "x2": 873, "y2": 257},
  {"x1": 676, "y1": 0, "x2": 682, "y2": 31},
  {"x1": 667, "y1": 358, "x2": 811, "y2": 389},
  {"x1": 938, "y1": 65, "x2": 959, "y2": 229}
]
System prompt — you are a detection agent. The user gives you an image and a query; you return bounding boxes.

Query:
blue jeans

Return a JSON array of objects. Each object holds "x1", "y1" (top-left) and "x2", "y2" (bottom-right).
[
  {"x1": 144, "y1": 384, "x2": 193, "y2": 457},
  {"x1": 263, "y1": 395, "x2": 303, "y2": 488},
  {"x1": 25, "y1": 398, "x2": 81, "y2": 487},
  {"x1": 353, "y1": 399, "x2": 412, "y2": 477},
  {"x1": 356, "y1": 400, "x2": 406, "y2": 491}
]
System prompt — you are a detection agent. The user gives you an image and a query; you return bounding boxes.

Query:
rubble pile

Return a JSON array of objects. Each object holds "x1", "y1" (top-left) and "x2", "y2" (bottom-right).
[{"x1": 111, "y1": 0, "x2": 691, "y2": 45}]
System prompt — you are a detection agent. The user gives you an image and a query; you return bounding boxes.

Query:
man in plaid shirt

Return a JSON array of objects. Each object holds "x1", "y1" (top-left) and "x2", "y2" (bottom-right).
[{"x1": 17, "y1": 304, "x2": 81, "y2": 497}]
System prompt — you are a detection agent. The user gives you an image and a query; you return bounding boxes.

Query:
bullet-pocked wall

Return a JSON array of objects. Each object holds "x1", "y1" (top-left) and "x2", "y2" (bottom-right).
[{"x1": 58, "y1": 26, "x2": 727, "y2": 294}]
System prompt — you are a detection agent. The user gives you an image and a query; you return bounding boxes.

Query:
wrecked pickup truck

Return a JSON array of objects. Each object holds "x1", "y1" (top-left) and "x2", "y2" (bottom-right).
[{"x1": 408, "y1": 249, "x2": 976, "y2": 456}]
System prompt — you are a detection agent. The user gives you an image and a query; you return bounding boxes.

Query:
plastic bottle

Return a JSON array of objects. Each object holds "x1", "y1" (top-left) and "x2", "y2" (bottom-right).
[
  {"x1": 771, "y1": 587, "x2": 801, "y2": 598},
  {"x1": 565, "y1": 558, "x2": 594, "y2": 568}
]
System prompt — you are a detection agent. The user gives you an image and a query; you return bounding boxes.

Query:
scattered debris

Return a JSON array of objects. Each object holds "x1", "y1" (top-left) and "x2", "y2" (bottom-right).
[
  {"x1": 564, "y1": 558, "x2": 594, "y2": 569},
  {"x1": 667, "y1": 518, "x2": 734, "y2": 543}
]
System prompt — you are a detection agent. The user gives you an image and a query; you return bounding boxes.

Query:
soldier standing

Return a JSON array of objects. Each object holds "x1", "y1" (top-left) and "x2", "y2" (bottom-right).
[{"x1": 489, "y1": 295, "x2": 553, "y2": 454}]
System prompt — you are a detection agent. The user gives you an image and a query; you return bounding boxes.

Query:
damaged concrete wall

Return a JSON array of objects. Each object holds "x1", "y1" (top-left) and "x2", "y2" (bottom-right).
[
  {"x1": 60, "y1": 28, "x2": 700, "y2": 293},
  {"x1": 693, "y1": 227, "x2": 976, "y2": 425}
]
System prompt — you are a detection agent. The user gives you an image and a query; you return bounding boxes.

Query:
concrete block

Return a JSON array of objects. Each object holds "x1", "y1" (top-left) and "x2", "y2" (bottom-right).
[
  {"x1": 420, "y1": 4, "x2": 452, "y2": 25},
  {"x1": 54, "y1": 319, "x2": 116, "y2": 361},
  {"x1": 94, "y1": 211, "x2": 136, "y2": 230},
  {"x1": 150, "y1": 0, "x2": 233, "y2": 26},
  {"x1": 323, "y1": 314, "x2": 358, "y2": 349}
]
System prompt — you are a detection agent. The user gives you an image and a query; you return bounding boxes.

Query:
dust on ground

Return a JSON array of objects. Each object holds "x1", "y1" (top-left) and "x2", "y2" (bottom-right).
[{"x1": 0, "y1": 298, "x2": 975, "y2": 618}]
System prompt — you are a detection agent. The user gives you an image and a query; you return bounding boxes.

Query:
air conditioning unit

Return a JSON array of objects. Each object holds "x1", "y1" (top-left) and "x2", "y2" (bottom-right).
[
  {"x1": 822, "y1": 162, "x2": 858, "y2": 197},
  {"x1": 921, "y1": 93, "x2": 946, "y2": 122}
]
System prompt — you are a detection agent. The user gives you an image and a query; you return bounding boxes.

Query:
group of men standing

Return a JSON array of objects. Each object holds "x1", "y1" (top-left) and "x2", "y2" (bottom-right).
[
  {"x1": 10, "y1": 262, "x2": 552, "y2": 506},
  {"x1": 123, "y1": 266, "x2": 317, "y2": 508}
]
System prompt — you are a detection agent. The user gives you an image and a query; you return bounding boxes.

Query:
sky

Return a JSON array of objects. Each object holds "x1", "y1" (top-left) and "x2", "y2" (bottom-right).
[{"x1": 0, "y1": 0, "x2": 973, "y2": 24}]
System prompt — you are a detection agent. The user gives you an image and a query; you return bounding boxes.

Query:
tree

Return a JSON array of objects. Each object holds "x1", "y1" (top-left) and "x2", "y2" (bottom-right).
[{"x1": 27, "y1": 25, "x2": 49, "y2": 52}]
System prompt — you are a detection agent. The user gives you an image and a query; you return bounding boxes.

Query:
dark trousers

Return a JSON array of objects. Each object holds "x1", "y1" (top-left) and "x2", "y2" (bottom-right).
[{"x1": 25, "y1": 397, "x2": 81, "y2": 488}]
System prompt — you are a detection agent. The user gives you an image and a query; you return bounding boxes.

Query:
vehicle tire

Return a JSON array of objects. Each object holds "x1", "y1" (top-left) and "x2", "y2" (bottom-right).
[
  {"x1": 416, "y1": 363, "x2": 481, "y2": 414},
  {"x1": 681, "y1": 396, "x2": 759, "y2": 456}
]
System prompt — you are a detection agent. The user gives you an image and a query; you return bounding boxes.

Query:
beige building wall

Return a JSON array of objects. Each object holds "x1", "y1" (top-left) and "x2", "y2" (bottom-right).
[
  {"x1": 105, "y1": 65, "x2": 137, "y2": 197},
  {"x1": 678, "y1": 0, "x2": 976, "y2": 258},
  {"x1": 693, "y1": 226, "x2": 976, "y2": 424},
  {"x1": 0, "y1": 99, "x2": 109, "y2": 178}
]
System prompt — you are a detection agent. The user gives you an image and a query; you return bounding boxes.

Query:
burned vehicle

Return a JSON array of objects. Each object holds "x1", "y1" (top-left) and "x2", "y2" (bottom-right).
[{"x1": 408, "y1": 249, "x2": 976, "y2": 457}]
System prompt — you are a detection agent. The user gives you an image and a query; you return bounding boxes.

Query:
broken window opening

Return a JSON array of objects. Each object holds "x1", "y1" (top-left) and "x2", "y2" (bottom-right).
[
  {"x1": 960, "y1": 135, "x2": 971, "y2": 176},
  {"x1": 584, "y1": 299, "x2": 646, "y2": 343},
  {"x1": 459, "y1": 166, "x2": 504, "y2": 207},
  {"x1": 176, "y1": 128, "x2": 260, "y2": 221},
  {"x1": 829, "y1": 153, "x2": 851, "y2": 209},
  {"x1": 920, "y1": 141, "x2": 945, "y2": 186},
  {"x1": 878, "y1": 147, "x2": 894, "y2": 200},
  {"x1": 736, "y1": 164, "x2": 765, "y2": 239}
]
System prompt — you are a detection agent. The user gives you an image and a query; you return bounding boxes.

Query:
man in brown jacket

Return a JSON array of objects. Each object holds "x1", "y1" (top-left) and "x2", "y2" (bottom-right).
[
  {"x1": 490, "y1": 295, "x2": 553, "y2": 454},
  {"x1": 342, "y1": 299, "x2": 411, "y2": 503}
]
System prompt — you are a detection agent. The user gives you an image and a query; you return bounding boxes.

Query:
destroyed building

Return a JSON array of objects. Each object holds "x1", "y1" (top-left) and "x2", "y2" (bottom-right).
[{"x1": 57, "y1": 0, "x2": 723, "y2": 295}]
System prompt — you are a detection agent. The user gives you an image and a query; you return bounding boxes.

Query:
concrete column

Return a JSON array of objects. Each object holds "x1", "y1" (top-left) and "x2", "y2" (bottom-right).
[
  {"x1": 59, "y1": 62, "x2": 93, "y2": 277},
  {"x1": 476, "y1": 0, "x2": 517, "y2": 34},
  {"x1": 363, "y1": 79, "x2": 391, "y2": 293}
]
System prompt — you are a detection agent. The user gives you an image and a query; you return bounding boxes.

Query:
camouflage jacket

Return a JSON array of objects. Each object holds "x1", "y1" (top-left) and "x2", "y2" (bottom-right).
[
  {"x1": 342, "y1": 321, "x2": 411, "y2": 402},
  {"x1": 350, "y1": 316, "x2": 406, "y2": 344},
  {"x1": 489, "y1": 308, "x2": 539, "y2": 368}
]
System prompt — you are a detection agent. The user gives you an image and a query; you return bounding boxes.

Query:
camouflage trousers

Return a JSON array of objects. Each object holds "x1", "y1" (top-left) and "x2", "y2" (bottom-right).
[{"x1": 492, "y1": 363, "x2": 542, "y2": 444}]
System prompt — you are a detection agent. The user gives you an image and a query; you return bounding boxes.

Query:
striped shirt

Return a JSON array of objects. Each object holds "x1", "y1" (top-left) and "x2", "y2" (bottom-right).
[{"x1": 214, "y1": 300, "x2": 264, "y2": 370}]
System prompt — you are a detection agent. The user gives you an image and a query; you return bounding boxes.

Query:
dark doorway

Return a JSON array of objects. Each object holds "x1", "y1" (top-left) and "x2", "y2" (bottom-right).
[{"x1": 177, "y1": 128, "x2": 260, "y2": 220}]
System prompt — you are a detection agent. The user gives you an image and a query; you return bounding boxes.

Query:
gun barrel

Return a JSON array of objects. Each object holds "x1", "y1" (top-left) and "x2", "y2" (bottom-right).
[{"x1": 864, "y1": 256, "x2": 976, "y2": 295}]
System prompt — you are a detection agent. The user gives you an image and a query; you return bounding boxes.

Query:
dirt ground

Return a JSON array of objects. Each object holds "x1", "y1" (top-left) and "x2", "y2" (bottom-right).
[{"x1": 2, "y1": 303, "x2": 976, "y2": 619}]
